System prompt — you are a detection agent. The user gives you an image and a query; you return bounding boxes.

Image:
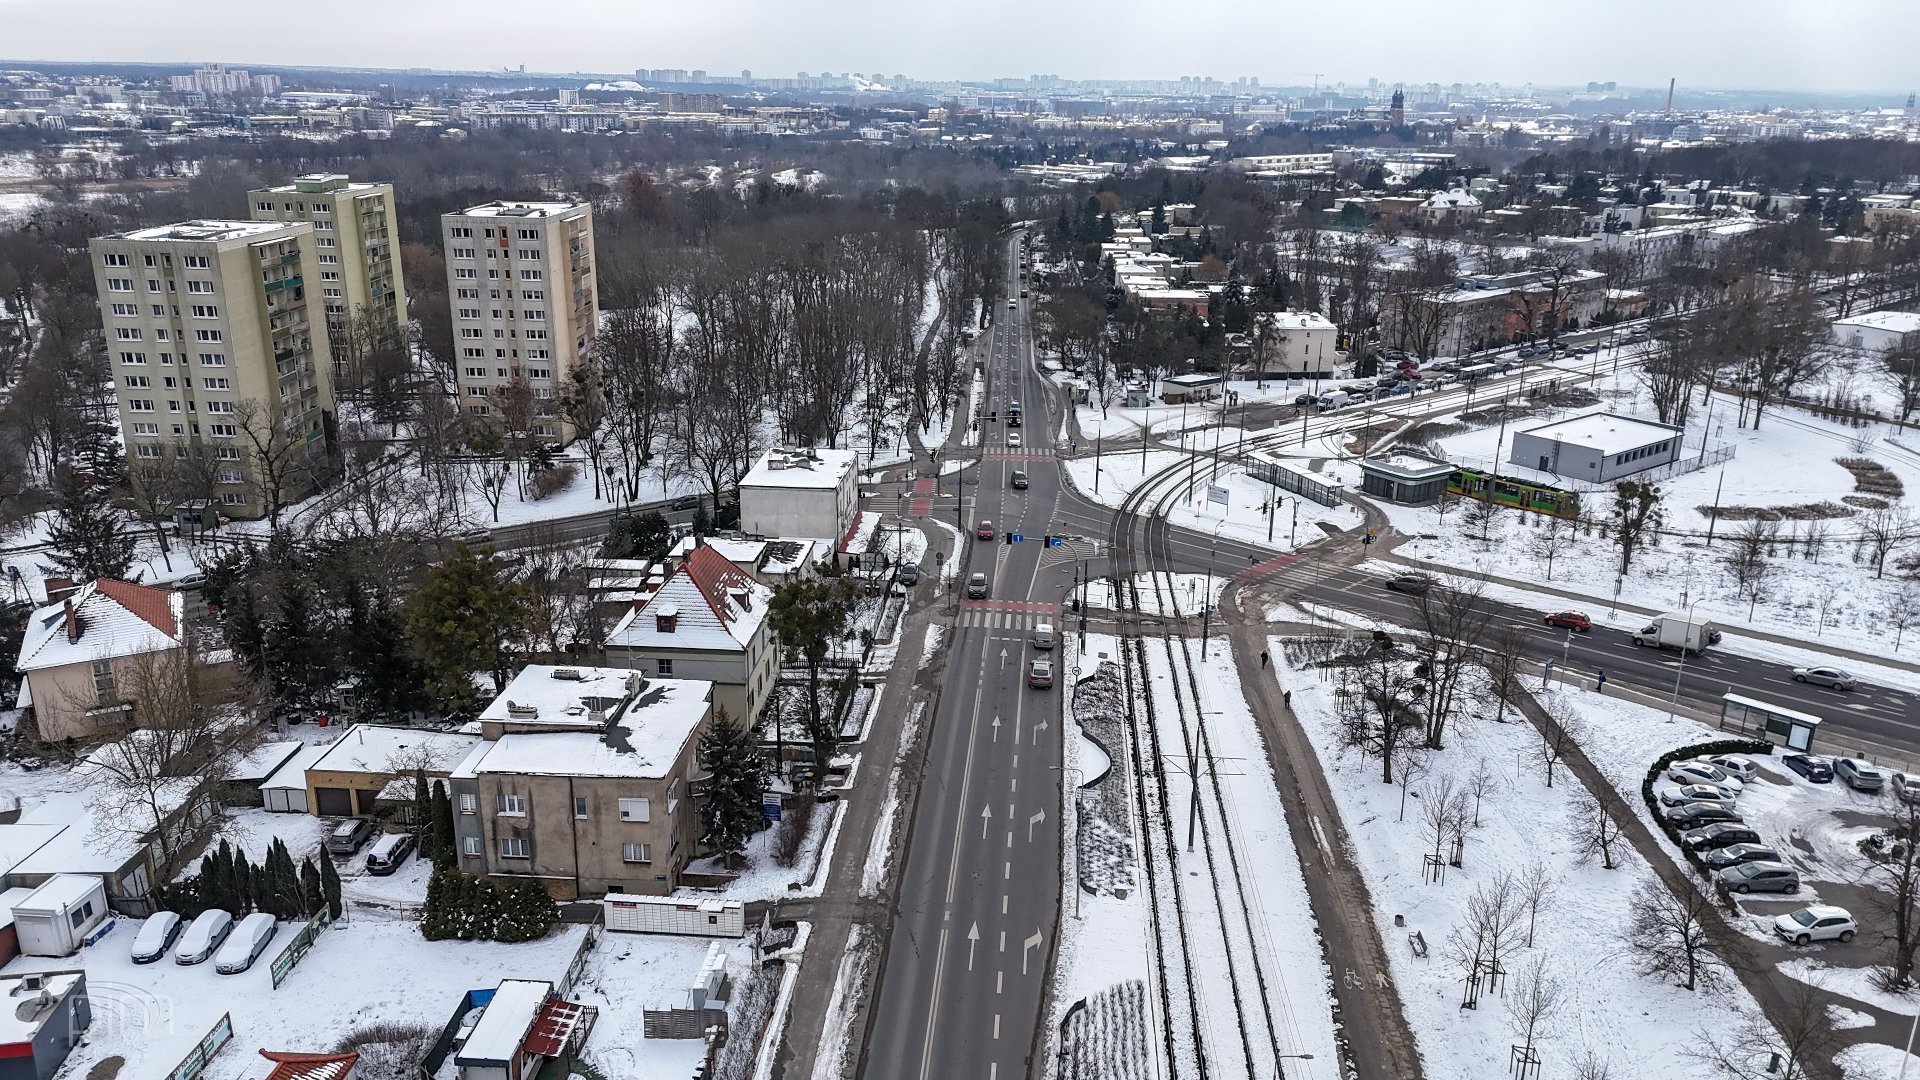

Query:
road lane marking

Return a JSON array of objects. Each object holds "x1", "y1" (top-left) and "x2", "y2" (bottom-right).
[
  {"x1": 1004, "y1": 860, "x2": 1011, "y2": 879},
  {"x1": 1005, "y1": 830, "x2": 1012, "y2": 848},
  {"x1": 1029, "y1": 809, "x2": 1047, "y2": 842},
  {"x1": 967, "y1": 922, "x2": 980, "y2": 970},
  {"x1": 993, "y1": 1014, "x2": 1001, "y2": 1040},
  {"x1": 1001, "y1": 895, "x2": 1008, "y2": 914},
  {"x1": 917, "y1": 925, "x2": 951, "y2": 1080},
  {"x1": 999, "y1": 929, "x2": 1006, "y2": 952},
  {"x1": 1022, "y1": 930, "x2": 1044, "y2": 974},
  {"x1": 996, "y1": 971, "x2": 1003, "y2": 993},
  {"x1": 981, "y1": 805, "x2": 992, "y2": 840}
]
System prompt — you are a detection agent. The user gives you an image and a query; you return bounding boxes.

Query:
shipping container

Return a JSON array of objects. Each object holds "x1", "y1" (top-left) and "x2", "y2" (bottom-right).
[{"x1": 601, "y1": 894, "x2": 746, "y2": 938}]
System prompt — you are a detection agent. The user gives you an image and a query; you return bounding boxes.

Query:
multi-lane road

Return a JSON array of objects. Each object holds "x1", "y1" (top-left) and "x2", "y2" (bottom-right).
[{"x1": 863, "y1": 232, "x2": 1068, "y2": 1080}]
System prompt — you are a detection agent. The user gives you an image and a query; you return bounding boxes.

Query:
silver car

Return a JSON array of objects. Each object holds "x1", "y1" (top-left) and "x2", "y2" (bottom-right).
[
  {"x1": 1717, "y1": 861, "x2": 1800, "y2": 895},
  {"x1": 1835, "y1": 758, "x2": 1886, "y2": 793},
  {"x1": 1792, "y1": 665, "x2": 1857, "y2": 690},
  {"x1": 1892, "y1": 773, "x2": 1920, "y2": 805},
  {"x1": 966, "y1": 573, "x2": 989, "y2": 599}
]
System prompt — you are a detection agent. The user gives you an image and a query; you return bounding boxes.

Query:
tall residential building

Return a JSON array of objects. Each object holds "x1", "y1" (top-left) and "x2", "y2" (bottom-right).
[
  {"x1": 440, "y1": 199, "x2": 598, "y2": 440},
  {"x1": 89, "y1": 220, "x2": 336, "y2": 520},
  {"x1": 247, "y1": 174, "x2": 407, "y2": 385}
]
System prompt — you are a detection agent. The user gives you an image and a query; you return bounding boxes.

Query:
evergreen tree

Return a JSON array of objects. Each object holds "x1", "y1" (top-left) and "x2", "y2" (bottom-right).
[
  {"x1": 495, "y1": 879, "x2": 555, "y2": 943},
  {"x1": 460, "y1": 874, "x2": 495, "y2": 940},
  {"x1": 300, "y1": 858, "x2": 324, "y2": 918},
  {"x1": 420, "y1": 864, "x2": 457, "y2": 940},
  {"x1": 429, "y1": 781, "x2": 456, "y2": 868},
  {"x1": 767, "y1": 575, "x2": 860, "y2": 773},
  {"x1": 338, "y1": 572, "x2": 426, "y2": 720},
  {"x1": 233, "y1": 856, "x2": 254, "y2": 915},
  {"x1": 404, "y1": 544, "x2": 536, "y2": 716},
  {"x1": 271, "y1": 839, "x2": 302, "y2": 917},
  {"x1": 45, "y1": 470, "x2": 136, "y2": 583},
  {"x1": 319, "y1": 850, "x2": 342, "y2": 919},
  {"x1": 411, "y1": 771, "x2": 432, "y2": 849},
  {"x1": 698, "y1": 707, "x2": 768, "y2": 869}
]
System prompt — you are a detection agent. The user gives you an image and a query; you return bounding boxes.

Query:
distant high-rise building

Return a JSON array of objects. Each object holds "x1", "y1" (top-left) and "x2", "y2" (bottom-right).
[
  {"x1": 168, "y1": 62, "x2": 279, "y2": 96},
  {"x1": 1390, "y1": 88, "x2": 1405, "y2": 127},
  {"x1": 441, "y1": 200, "x2": 599, "y2": 440},
  {"x1": 247, "y1": 174, "x2": 406, "y2": 388},
  {"x1": 558, "y1": 88, "x2": 581, "y2": 106},
  {"x1": 89, "y1": 220, "x2": 336, "y2": 518}
]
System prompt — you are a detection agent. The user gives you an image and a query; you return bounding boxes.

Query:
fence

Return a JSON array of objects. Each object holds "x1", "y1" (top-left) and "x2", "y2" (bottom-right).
[
  {"x1": 268, "y1": 906, "x2": 334, "y2": 989},
  {"x1": 163, "y1": 1012, "x2": 233, "y2": 1080},
  {"x1": 1447, "y1": 442, "x2": 1736, "y2": 494}
]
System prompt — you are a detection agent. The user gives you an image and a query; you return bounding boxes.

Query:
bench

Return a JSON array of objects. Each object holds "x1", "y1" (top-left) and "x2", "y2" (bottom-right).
[{"x1": 1407, "y1": 930, "x2": 1429, "y2": 959}]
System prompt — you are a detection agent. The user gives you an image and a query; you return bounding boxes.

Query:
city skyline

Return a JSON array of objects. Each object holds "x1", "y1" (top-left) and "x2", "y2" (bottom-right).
[{"x1": 1, "y1": 0, "x2": 1910, "y2": 95}]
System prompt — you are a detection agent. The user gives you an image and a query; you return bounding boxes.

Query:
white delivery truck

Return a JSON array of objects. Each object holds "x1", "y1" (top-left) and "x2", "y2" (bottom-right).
[
  {"x1": 1318, "y1": 390, "x2": 1354, "y2": 411},
  {"x1": 1630, "y1": 611, "x2": 1722, "y2": 655}
]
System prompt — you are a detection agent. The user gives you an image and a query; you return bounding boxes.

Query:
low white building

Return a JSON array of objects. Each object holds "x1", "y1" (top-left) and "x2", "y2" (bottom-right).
[
  {"x1": 1253, "y1": 311, "x2": 1339, "y2": 375},
  {"x1": 739, "y1": 447, "x2": 859, "y2": 543},
  {"x1": 1508, "y1": 412, "x2": 1684, "y2": 483},
  {"x1": 1831, "y1": 310, "x2": 1920, "y2": 353}
]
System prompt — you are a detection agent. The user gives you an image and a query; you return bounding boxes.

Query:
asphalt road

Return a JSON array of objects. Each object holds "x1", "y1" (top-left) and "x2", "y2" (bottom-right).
[
  {"x1": 1291, "y1": 564, "x2": 1920, "y2": 761},
  {"x1": 862, "y1": 233, "x2": 1066, "y2": 1080}
]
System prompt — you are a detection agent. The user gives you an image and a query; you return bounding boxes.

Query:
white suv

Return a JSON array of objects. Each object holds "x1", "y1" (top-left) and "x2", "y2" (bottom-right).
[{"x1": 1773, "y1": 905, "x2": 1856, "y2": 946}]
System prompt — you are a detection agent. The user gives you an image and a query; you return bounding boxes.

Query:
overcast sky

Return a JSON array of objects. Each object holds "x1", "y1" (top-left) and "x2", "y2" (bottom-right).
[{"x1": 0, "y1": 0, "x2": 1906, "y2": 95}]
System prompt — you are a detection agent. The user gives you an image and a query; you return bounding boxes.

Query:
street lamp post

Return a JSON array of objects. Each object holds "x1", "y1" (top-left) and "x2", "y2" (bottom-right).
[
  {"x1": 1201, "y1": 519, "x2": 1226, "y2": 660},
  {"x1": 1667, "y1": 600, "x2": 1698, "y2": 722}
]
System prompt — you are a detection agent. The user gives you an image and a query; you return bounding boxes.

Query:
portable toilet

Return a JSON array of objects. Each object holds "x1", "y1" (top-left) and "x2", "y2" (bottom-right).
[{"x1": 13, "y1": 875, "x2": 108, "y2": 957}]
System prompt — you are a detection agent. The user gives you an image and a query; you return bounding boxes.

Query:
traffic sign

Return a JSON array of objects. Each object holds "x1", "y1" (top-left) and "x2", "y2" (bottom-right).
[
  {"x1": 1046, "y1": 536, "x2": 1061, "y2": 547},
  {"x1": 1011, "y1": 533, "x2": 1024, "y2": 543}
]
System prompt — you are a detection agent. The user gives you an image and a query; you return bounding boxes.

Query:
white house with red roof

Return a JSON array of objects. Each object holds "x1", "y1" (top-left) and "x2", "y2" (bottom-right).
[
  {"x1": 603, "y1": 542, "x2": 777, "y2": 725},
  {"x1": 13, "y1": 579, "x2": 188, "y2": 742}
]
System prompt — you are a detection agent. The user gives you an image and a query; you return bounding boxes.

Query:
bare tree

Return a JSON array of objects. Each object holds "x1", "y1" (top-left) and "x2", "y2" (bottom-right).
[
  {"x1": 1570, "y1": 1050, "x2": 1615, "y2": 1080},
  {"x1": 1444, "y1": 871, "x2": 1523, "y2": 993},
  {"x1": 1879, "y1": 335, "x2": 1920, "y2": 423},
  {"x1": 1412, "y1": 577, "x2": 1494, "y2": 749},
  {"x1": 1626, "y1": 877, "x2": 1720, "y2": 991},
  {"x1": 1535, "y1": 701, "x2": 1587, "y2": 788},
  {"x1": 1483, "y1": 625, "x2": 1533, "y2": 724},
  {"x1": 1348, "y1": 632, "x2": 1426, "y2": 784},
  {"x1": 1506, "y1": 953, "x2": 1566, "y2": 1066},
  {"x1": 233, "y1": 398, "x2": 328, "y2": 531},
  {"x1": 1610, "y1": 481, "x2": 1664, "y2": 577},
  {"x1": 1860, "y1": 798, "x2": 1920, "y2": 989},
  {"x1": 1572, "y1": 788, "x2": 1629, "y2": 870},
  {"x1": 1518, "y1": 859, "x2": 1559, "y2": 948},
  {"x1": 1686, "y1": 978, "x2": 1842, "y2": 1080},
  {"x1": 1421, "y1": 773, "x2": 1472, "y2": 867},
  {"x1": 1861, "y1": 506, "x2": 1917, "y2": 579},
  {"x1": 1641, "y1": 328, "x2": 1705, "y2": 429},
  {"x1": 1465, "y1": 756, "x2": 1502, "y2": 827},
  {"x1": 1393, "y1": 744, "x2": 1428, "y2": 822},
  {"x1": 1528, "y1": 510, "x2": 1577, "y2": 580},
  {"x1": 1722, "y1": 518, "x2": 1777, "y2": 599}
]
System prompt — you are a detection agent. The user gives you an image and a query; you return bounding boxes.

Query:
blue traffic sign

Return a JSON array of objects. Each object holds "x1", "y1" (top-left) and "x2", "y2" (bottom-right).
[
  {"x1": 1046, "y1": 536, "x2": 1062, "y2": 547},
  {"x1": 1010, "y1": 533, "x2": 1024, "y2": 543}
]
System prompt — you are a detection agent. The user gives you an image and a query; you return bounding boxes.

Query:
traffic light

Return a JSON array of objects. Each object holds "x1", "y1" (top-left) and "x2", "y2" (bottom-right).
[{"x1": 1006, "y1": 531, "x2": 1014, "y2": 545}]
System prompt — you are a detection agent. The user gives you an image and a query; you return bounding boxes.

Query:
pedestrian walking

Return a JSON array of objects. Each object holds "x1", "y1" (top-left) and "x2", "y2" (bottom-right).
[
  {"x1": 1260, "y1": 650, "x2": 1270, "y2": 668},
  {"x1": 1595, "y1": 668, "x2": 1607, "y2": 694},
  {"x1": 1283, "y1": 689, "x2": 1293, "y2": 708}
]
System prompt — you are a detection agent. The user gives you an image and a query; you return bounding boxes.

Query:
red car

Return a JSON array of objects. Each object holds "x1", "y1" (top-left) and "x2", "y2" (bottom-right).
[
  {"x1": 977, "y1": 519, "x2": 995, "y2": 541},
  {"x1": 1544, "y1": 610, "x2": 1592, "y2": 632}
]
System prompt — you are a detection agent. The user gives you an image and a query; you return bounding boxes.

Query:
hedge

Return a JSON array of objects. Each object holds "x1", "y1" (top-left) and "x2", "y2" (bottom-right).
[{"x1": 1640, "y1": 738, "x2": 1774, "y2": 874}]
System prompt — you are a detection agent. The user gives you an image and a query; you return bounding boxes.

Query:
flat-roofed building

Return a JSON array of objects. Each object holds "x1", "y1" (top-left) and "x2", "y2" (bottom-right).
[
  {"x1": 1509, "y1": 411, "x2": 1683, "y2": 482},
  {"x1": 441, "y1": 199, "x2": 599, "y2": 441},
  {"x1": 248, "y1": 174, "x2": 406, "y2": 386},
  {"x1": 89, "y1": 219, "x2": 336, "y2": 519}
]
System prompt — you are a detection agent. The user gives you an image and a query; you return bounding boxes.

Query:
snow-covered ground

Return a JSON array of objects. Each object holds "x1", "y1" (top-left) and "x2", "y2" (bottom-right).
[
  {"x1": 1275, "y1": 648, "x2": 1770, "y2": 1079},
  {"x1": 573, "y1": 931, "x2": 762, "y2": 1080},
  {"x1": 1062, "y1": 450, "x2": 1361, "y2": 553},
  {"x1": 1379, "y1": 366, "x2": 1920, "y2": 664},
  {"x1": 679, "y1": 796, "x2": 843, "y2": 902}
]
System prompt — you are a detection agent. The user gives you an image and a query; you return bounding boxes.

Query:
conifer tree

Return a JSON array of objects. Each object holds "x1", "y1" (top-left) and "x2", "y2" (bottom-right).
[
  {"x1": 420, "y1": 864, "x2": 456, "y2": 940},
  {"x1": 319, "y1": 851, "x2": 342, "y2": 919},
  {"x1": 697, "y1": 708, "x2": 768, "y2": 868},
  {"x1": 300, "y1": 858, "x2": 324, "y2": 918}
]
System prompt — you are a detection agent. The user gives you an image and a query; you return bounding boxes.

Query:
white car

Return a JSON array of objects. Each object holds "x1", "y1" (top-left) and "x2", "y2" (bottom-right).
[
  {"x1": 1007, "y1": 433, "x2": 1023, "y2": 449},
  {"x1": 214, "y1": 913, "x2": 277, "y2": 974},
  {"x1": 1657, "y1": 784, "x2": 1738, "y2": 809},
  {"x1": 1666, "y1": 760, "x2": 1743, "y2": 791},
  {"x1": 1705, "y1": 754, "x2": 1758, "y2": 781},
  {"x1": 130, "y1": 912, "x2": 182, "y2": 965},
  {"x1": 1773, "y1": 905, "x2": 1856, "y2": 946},
  {"x1": 175, "y1": 909, "x2": 234, "y2": 965}
]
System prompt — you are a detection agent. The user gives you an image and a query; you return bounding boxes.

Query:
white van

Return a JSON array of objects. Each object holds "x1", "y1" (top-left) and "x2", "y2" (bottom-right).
[
  {"x1": 214, "y1": 913, "x2": 277, "y2": 974},
  {"x1": 1031, "y1": 622, "x2": 1056, "y2": 650},
  {"x1": 1318, "y1": 390, "x2": 1354, "y2": 411},
  {"x1": 175, "y1": 909, "x2": 234, "y2": 965}
]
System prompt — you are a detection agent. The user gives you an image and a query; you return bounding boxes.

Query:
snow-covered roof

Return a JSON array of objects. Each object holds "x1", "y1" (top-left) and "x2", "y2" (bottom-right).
[
  {"x1": 1263, "y1": 310, "x2": 1337, "y2": 332},
  {"x1": 463, "y1": 677, "x2": 711, "y2": 780},
  {"x1": 478, "y1": 665, "x2": 646, "y2": 728},
  {"x1": 1833, "y1": 310, "x2": 1920, "y2": 335},
  {"x1": 0, "y1": 972, "x2": 81, "y2": 1041},
  {"x1": 15, "y1": 579, "x2": 185, "y2": 673},
  {"x1": 1516, "y1": 411, "x2": 1682, "y2": 454},
  {"x1": 13, "y1": 872, "x2": 102, "y2": 914},
  {"x1": 260, "y1": 741, "x2": 333, "y2": 792},
  {"x1": 14, "y1": 780, "x2": 200, "y2": 876},
  {"x1": 307, "y1": 724, "x2": 482, "y2": 777},
  {"x1": 450, "y1": 200, "x2": 585, "y2": 219},
  {"x1": 607, "y1": 545, "x2": 771, "y2": 654},
  {"x1": 116, "y1": 219, "x2": 298, "y2": 243},
  {"x1": 1422, "y1": 188, "x2": 1482, "y2": 209},
  {"x1": 0, "y1": 887, "x2": 35, "y2": 932},
  {"x1": 257, "y1": 1050, "x2": 361, "y2": 1080},
  {"x1": 668, "y1": 536, "x2": 767, "y2": 566},
  {"x1": 458, "y1": 980, "x2": 553, "y2": 1065},
  {"x1": 0, "y1": 826, "x2": 64, "y2": 876},
  {"x1": 740, "y1": 447, "x2": 858, "y2": 491},
  {"x1": 227, "y1": 740, "x2": 303, "y2": 784}
]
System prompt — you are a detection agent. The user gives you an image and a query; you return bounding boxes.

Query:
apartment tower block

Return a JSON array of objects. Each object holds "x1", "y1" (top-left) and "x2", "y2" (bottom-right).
[
  {"x1": 247, "y1": 174, "x2": 406, "y2": 386},
  {"x1": 440, "y1": 199, "x2": 598, "y2": 440},
  {"x1": 89, "y1": 220, "x2": 336, "y2": 520}
]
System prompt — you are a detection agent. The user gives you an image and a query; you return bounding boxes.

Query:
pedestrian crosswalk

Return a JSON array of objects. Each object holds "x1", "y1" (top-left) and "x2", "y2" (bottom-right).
[{"x1": 957, "y1": 600, "x2": 1058, "y2": 629}]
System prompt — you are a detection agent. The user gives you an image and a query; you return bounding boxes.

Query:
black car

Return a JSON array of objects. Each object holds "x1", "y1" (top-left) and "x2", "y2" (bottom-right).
[
  {"x1": 1682, "y1": 823, "x2": 1763, "y2": 851},
  {"x1": 1383, "y1": 574, "x2": 1432, "y2": 596},
  {"x1": 895, "y1": 564, "x2": 921, "y2": 587},
  {"x1": 1010, "y1": 470, "x2": 1029, "y2": 490},
  {"x1": 1667, "y1": 803, "x2": 1743, "y2": 830},
  {"x1": 1294, "y1": 393, "x2": 1319, "y2": 407},
  {"x1": 1782, "y1": 754, "x2": 1833, "y2": 783}
]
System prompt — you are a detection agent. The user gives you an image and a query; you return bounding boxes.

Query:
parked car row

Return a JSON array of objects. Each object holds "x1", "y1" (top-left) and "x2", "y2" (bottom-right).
[
  {"x1": 1782, "y1": 753, "x2": 1892, "y2": 794},
  {"x1": 132, "y1": 909, "x2": 279, "y2": 972}
]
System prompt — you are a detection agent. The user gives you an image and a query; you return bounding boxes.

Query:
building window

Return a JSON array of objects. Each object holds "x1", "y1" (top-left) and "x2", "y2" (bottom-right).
[
  {"x1": 202, "y1": 377, "x2": 230, "y2": 390},
  {"x1": 618, "y1": 797, "x2": 650, "y2": 822},
  {"x1": 135, "y1": 444, "x2": 160, "y2": 459},
  {"x1": 204, "y1": 401, "x2": 234, "y2": 414},
  {"x1": 574, "y1": 796, "x2": 589, "y2": 819},
  {"x1": 132, "y1": 423, "x2": 158, "y2": 435},
  {"x1": 496, "y1": 793, "x2": 526, "y2": 815},
  {"x1": 123, "y1": 375, "x2": 151, "y2": 388},
  {"x1": 198, "y1": 353, "x2": 225, "y2": 366},
  {"x1": 666, "y1": 779, "x2": 680, "y2": 815},
  {"x1": 655, "y1": 659, "x2": 673, "y2": 677},
  {"x1": 454, "y1": 268, "x2": 477, "y2": 280},
  {"x1": 462, "y1": 836, "x2": 481, "y2": 856},
  {"x1": 115, "y1": 328, "x2": 141, "y2": 341},
  {"x1": 119, "y1": 352, "x2": 146, "y2": 365},
  {"x1": 215, "y1": 446, "x2": 240, "y2": 460},
  {"x1": 498, "y1": 836, "x2": 529, "y2": 859},
  {"x1": 105, "y1": 277, "x2": 133, "y2": 292},
  {"x1": 100, "y1": 253, "x2": 128, "y2": 267},
  {"x1": 208, "y1": 423, "x2": 236, "y2": 437},
  {"x1": 195, "y1": 330, "x2": 222, "y2": 342},
  {"x1": 520, "y1": 269, "x2": 542, "y2": 281},
  {"x1": 621, "y1": 842, "x2": 653, "y2": 864},
  {"x1": 190, "y1": 305, "x2": 219, "y2": 319},
  {"x1": 110, "y1": 303, "x2": 137, "y2": 316},
  {"x1": 220, "y1": 492, "x2": 247, "y2": 506},
  {"x1": 182, "y1": 255, "x2": 209, "y2": 269},
  {"x1": 450, "y1": 226, "x2": 472, "y2": 239},
  {"x1": 127, "y1": 399, "x2": 155, "y2": 412},
  {"x1": 186, "y1": 280, "x2": 214, "y2": 293},
  {"x1": 90, "y1": 660, "x2": 116, "y2": 704},
  {"x1": 459, "y1": 793, "x2": 477, "y2": 814}
]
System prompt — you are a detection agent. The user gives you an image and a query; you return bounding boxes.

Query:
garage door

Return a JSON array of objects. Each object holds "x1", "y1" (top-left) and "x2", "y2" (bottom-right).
[
  {"x1": 313, "y1": 787, "x2": 352, "y2": 816},
  {"x1": 354, "y1": 789, "x2": 384, "y2": 815}
]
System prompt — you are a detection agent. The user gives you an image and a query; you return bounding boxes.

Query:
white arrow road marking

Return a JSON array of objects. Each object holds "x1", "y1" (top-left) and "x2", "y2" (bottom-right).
[
  {"x1": 980, "y1": 804, "x2": 992, "y2": 840},
  {"x1": 1029, "y1": 809, "x2": 1046, "y2": 842},
  {"x1": 1023, "y1": 931, "x2": 1044, "y2": 975},
  {"x1": 991, "y1": 715, "x2": 1001, "y2": 743},
  {"x1": 967, "y1": 922, "x2": 980, "y2": 971}
]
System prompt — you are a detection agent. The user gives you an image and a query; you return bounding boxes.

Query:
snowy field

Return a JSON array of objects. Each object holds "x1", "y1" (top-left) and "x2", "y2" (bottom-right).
[
  {"x1": 1379, "y1": 366, "x2": 1920, "y2": 664},
  {"x1": 1062, "y1": 450, "x2": 1362, "y2": 552},
  {"x1": 1275, "y1": 648, "x2": 1770, "y2": 1080}
]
